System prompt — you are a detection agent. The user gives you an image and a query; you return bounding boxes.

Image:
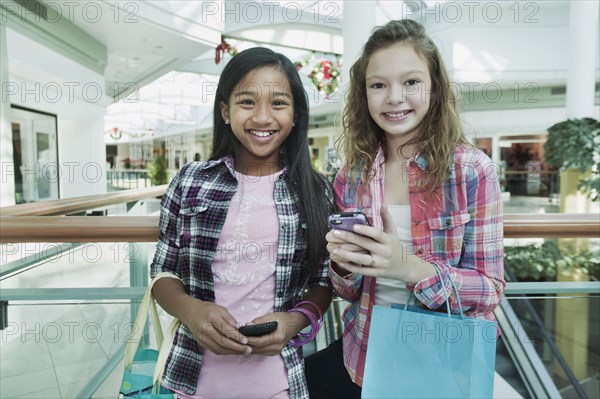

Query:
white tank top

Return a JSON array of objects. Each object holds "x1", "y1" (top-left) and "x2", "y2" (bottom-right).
[{"x1": 374, "y1": 204, "x2": 413, "y2": 306}]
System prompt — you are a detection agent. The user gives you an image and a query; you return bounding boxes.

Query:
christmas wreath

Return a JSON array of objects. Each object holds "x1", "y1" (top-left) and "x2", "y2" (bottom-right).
[
  {"x1": 108, "y1": 127, "x2": 122, "y2": 140},
  {"x1": 297, "y1": 56, "x2": 342, "y2": 99}
]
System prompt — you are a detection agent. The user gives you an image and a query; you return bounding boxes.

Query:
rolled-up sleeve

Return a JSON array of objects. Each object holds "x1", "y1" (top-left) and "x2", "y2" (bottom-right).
[{"x1": 413, "y1": 152, "x2": 505, "y2": 318}]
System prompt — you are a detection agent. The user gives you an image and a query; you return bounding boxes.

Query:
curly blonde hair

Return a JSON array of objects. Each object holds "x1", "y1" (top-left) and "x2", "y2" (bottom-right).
[{"x1": 338, "y1": 19, "x2": 468, "y2": 194}]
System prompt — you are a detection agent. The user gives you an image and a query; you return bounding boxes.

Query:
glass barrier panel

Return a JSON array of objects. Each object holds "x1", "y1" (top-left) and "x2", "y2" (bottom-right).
[
  {"x1": 1, "y1": 242, "x2": 150, "y2": 287},
  {"x1": 0, "y1": 241, "x2": 161, "y2": 397},
  {"x1": 504, "y1": 237, "x2": 600, "y2": 283},
  {"x1": 502, "y1": 295, "x2": 600, "y2": 399}
]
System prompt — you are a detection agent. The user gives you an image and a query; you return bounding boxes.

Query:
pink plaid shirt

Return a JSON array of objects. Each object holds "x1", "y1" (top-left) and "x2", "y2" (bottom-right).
[{"x1": 329, "y1": 145, "x2": 505, "y2": 386}]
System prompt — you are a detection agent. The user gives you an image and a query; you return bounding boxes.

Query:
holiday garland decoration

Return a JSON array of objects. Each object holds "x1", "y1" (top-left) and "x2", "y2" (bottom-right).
[
  {"x1": 215, "y1": 36, "x2": 238, "y2": 64},
  {"x1": 106, "y1": 127, "x2": 155, "y2": 140}
]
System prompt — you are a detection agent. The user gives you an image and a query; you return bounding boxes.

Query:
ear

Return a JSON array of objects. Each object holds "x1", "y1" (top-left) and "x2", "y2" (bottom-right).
[{"x1": 220, "y1": 101, "x2": 230, "y2": 123}]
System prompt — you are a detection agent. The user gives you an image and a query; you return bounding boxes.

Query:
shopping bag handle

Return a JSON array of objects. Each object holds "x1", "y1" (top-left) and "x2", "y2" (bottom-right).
[
  {"x1": 123, "y1": 272, "x2": 182, "y2": 371},
  {"x1": 153, "y1": 316, "x2": 181, "y2": 392},
  {"x1": 405, "y1": 263, "x2": 465, "y2": 319}
]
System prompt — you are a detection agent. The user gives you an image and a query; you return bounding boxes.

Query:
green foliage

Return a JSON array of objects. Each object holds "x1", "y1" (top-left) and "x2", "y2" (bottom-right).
[
  {"x1": 147, "y1": 156, "x2": 169, "y2": 186},
  {"x1": 505, "y1": 239, "x2": 600, "y2": 282},
  {"x1": 578, "y1": 170, "x2": 600, "y2": 202},
  {"x1": 544, "y1": 118, "x2": 600, "y2": 201}
]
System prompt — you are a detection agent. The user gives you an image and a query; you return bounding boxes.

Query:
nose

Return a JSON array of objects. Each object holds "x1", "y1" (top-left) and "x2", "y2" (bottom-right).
[
  {"x1": 251, "y1": 104, "x2": 273, "y2": 124},
  {"x1": 386, "y1": 85, "x2": 406, "y2": 105}
]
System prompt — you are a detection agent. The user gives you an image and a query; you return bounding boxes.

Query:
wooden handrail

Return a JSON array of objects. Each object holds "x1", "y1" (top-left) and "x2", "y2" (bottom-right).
[
  {"x1": 502, "y1": 213, "x2": 600, "y2": 238},
  {"x1": 0, "y1": 213, "x2": 598, "y2": 243},
  {"x1": 0, "y1": 185, "x2": 168, "y2": 216}
]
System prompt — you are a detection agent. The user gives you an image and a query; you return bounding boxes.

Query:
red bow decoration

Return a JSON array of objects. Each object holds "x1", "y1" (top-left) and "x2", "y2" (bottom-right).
[
  {"x1": 321, "y1": 60, "x2": 332, "y2": 79},
  {"x1": 215, "y1": 36, "x2": 238, "y2": 64}
]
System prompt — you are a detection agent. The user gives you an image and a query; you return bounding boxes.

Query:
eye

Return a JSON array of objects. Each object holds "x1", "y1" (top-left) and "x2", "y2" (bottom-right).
[
  {"x1": 404, "y1": 79, "x2": 420, "y2": 86},
  {"x1": 238, "y1": 99, "x2": 254, "y2": 106},
  {"x1": 273, "y1": 100, "x2": 290, "y2": 106},
  {"x1": 369, "y1": 82, "x2": 385, "y2": 89}
]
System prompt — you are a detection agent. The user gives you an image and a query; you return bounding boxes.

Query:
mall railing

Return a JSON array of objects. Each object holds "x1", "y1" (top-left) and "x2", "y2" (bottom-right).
[
  {"x1": 0, "y1": 192, "x2": 598, "y2": 398},
  {"x1": 0, "y1": 184, "x2": 167, "y2": 216}
]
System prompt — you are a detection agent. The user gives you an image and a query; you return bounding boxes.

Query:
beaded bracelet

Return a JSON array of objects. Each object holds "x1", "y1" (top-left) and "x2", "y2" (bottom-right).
[{"x1": 287, "y1": 301, "x2": 323, "y2": 347}]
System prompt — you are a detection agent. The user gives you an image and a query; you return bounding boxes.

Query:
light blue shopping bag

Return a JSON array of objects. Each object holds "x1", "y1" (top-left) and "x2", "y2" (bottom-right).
[{"x1": 362, "y1": 266, "x2": 497, "y2": 398}]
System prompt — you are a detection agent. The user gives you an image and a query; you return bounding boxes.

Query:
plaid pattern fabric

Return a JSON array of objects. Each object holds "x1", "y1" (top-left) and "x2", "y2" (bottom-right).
[
  {"x1": 151, "y1": 156, "x2": 333, "y2": 398},
  {"x1": 330, "y1": 145, "x2": 505, "y2": 386}
]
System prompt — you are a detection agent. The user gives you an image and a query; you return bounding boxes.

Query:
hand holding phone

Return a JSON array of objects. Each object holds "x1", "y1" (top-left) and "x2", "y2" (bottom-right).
[
  {"x1": 328, "y1": 212, "x2": 371, "y2": 232},
  {"x1": 239, "y1": 321, "x2": 278, "y2": 337}
]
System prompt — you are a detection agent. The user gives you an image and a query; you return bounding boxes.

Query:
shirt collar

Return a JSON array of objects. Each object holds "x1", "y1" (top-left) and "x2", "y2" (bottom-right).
[
  {"x1": 197, "y1": 155, "x2": 290, "y2": 178},
  {"x1": 375, "y1": 146, "x2": 428, "y2": 171}
]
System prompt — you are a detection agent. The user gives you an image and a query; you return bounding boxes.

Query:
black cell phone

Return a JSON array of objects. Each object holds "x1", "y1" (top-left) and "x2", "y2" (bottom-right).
[
  {"x1": 328, "y1": 212, "x2": 371, "y2": 231},
  {"x1": 239, "y1": 321, "x2": 278, "y2": 337}
]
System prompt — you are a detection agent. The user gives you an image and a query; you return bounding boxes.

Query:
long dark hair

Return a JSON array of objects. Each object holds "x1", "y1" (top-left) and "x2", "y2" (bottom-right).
[{"x1": 210, "y1": 47, "x2": 331, "y2": 273}]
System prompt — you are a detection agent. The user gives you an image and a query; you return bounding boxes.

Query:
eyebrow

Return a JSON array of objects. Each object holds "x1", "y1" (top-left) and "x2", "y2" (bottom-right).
[
  {"x1": 366, "y1": 69, "x2": 427, "y2": 81},
  {"x1": 234, "y1": 90, "x2": 292, "y2": 99}
]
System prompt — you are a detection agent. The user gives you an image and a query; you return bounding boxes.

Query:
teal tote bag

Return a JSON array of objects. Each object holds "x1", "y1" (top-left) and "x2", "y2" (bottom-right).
[{"x1": 362, "y1": 266, "x2": 498, "y2": 398}]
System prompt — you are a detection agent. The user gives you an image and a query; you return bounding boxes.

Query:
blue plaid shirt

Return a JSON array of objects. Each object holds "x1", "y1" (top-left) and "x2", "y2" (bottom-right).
[{"x1": 150, "y1": 156, "x2": 333, "y2": 398}]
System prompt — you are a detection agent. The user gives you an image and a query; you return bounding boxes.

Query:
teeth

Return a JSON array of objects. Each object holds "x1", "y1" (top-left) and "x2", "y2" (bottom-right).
[
  {"x1": 385, "y1": 111, "x2": 410, "y2": 118},
  {"x1": 250, "y1": 130, "x2": 275, "y2": 137}
]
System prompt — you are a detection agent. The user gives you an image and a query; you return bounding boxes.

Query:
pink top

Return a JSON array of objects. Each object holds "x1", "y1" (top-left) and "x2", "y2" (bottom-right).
[{"x1": 180, "y1": 170, "x2": 289, "y2": 399}]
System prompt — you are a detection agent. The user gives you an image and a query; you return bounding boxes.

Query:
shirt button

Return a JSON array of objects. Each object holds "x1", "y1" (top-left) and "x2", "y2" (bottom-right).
[
  {"x1": 280, "y1": 259, "x2": 286, "y2": 265},
  {"x1": 277, "y1": 291, "x2": 284, "y2": 298},
  {"x1": 276, "y1": 197, "x2": 282, "y2": 202},
  {"x1": 278, "y1": 174, "x2": 285, "y2": 180},
  {"x1": 445, "y1": 218, "x2": 452, "y2": 226},
  {"x1": 414, "y1": 220, "x2": 420, "y2": 225},
  {"x1": 417, "y1": 248, "x2": 424, "y2": 255},
  {"x1": 282, "y1": 223, "x2": 288, "y2": 230}
]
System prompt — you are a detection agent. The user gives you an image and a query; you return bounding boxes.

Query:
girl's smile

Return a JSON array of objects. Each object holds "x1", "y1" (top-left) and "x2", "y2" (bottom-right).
[
  {"x1": 248, "y1": 129, "x2": 277, "y2": 138},
  {"x1": 381, "y1": 110, "x2": 413, "y2": 121}
]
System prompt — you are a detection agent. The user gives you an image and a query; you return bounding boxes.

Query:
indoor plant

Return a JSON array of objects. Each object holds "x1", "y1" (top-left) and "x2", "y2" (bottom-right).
[
  {"x1": 544, "y1": 117, "x2": 599, "y2": 203},
  {"x1": 147, "y1": 155, "x2": 169, "y2": 186}
]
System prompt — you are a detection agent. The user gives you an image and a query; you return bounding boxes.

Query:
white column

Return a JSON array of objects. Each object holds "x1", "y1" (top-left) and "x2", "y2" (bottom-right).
[
  {"x1": 491, "y1": 135, "x2": 500, "y2": 164},
  {"x1": 337, "y1": 0, "x2": 378, "y2": 152},
  {"x1": 566, "y1": 1, "x2": 599, "y2": 118},
  {"x1": 0, "y1": 23, "x2": 15, "y2": 206},
  {"x1": 342, "y1": 1, "x2": 377, "y2": 91}
]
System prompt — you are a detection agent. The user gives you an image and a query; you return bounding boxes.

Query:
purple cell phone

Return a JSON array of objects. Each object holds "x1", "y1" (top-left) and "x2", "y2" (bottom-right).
[{"x1": 328, "y1": 212, "x2": 371, "y2": 231}]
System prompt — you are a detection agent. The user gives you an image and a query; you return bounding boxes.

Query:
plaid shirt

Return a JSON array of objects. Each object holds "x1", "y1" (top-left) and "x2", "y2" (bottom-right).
[
  {"x1": 330, "y1": 145, "x2": 505, "y2": 386},
  {"x1": 150, "y1": 156, "x2": 333, "y2": 398}
]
